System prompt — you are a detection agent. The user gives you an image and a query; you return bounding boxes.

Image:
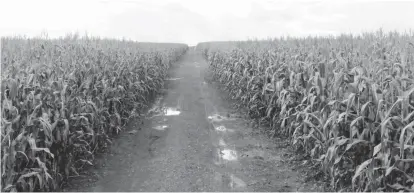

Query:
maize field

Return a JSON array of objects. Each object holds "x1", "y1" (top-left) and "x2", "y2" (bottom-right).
[
  {"x1": 200, "y1": 30, "x2": 414, "y2": 192},
  {"x1": 1, "y1": 35, "x2": 188, "y2": 192}
]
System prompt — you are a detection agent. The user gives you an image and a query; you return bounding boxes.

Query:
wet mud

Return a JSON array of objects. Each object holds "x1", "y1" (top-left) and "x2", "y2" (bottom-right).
[{"x1": 63, "y1": 50, "x2": 325, "y2": 192}]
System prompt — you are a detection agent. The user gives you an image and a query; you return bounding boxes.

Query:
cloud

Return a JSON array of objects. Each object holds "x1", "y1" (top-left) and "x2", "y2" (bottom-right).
[
  {"x1": 102, "y1": 1, "x2": 213, "y2": 44},
  {"x1": 1, "y1": 0, "x2": 413, "y2": 44}
]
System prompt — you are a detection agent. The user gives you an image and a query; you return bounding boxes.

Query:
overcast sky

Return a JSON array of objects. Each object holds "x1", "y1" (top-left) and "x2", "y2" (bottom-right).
[{"x1": 1, "y1": 0, "x2": 413, "y2": 45}]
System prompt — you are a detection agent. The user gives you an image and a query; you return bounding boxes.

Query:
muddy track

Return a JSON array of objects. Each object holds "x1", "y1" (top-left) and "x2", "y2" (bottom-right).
[{"x1": 64, "y1": 50, "x2": 325, "y2": 192}]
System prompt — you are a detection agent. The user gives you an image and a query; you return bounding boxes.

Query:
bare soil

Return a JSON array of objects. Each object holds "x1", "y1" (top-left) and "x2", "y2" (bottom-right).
[{"x1": 63, "y1": 50, "x2": 328, "y2": 192}]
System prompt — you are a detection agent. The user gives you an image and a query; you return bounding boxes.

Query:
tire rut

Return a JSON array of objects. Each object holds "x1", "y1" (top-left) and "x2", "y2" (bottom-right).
[{"x1": 63, "y1": 50, "x2": 324, "y2": 192}]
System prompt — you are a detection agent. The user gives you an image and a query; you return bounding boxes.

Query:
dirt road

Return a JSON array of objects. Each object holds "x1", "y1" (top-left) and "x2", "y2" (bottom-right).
[{"x1": 65, "y1": 50, "x2": 323, "y2": 192}]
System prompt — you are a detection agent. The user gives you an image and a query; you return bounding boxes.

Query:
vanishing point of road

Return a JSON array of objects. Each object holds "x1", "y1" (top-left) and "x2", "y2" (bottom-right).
[{"x1": 65, "y1": 50, "x2": 322, "y2": 192}]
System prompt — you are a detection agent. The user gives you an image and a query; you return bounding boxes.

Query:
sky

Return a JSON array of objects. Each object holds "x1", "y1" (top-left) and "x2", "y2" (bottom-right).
[{"x1": 0, "y1": 0, "x2": 413, "y2": 45}]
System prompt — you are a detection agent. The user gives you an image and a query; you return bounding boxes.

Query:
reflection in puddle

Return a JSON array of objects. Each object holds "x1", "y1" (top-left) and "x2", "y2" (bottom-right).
[
  {"x1": 214, "y1": 125, "x2": 234, "y2": 132},
  {"x1": 214, "y1": 148, "x2": 238, "y2": 165},
  {"x1": 229, "y1": 174, "x2": 247, "y2": 189},
  {"x1": 220, "y1": 149, "x2": 238, "y2": 161},
  {"x1": 153, "y1": 125, "x2": 168, "y2": 131},
  {"x1": 219, "y1": 139, "x2": 227, "y2": 146},
  {"x1": 215, "y1": 126, "x2": 226, "y2": 132},
  {"x1": 208, "y1": 114, "x2": 235, "y2": 122},
  {"x1": 147, "y1": 97, "x2": 163, "y2": 115},
  {"x1": 164, "y1": 108, "x2": 181, "y2": 116},
  {"x1": 208, "y1": 114, "x2": 223, "y2": 122},
  {"x1": 166, "y1": 77, "x2": 183, "y2": 81}
]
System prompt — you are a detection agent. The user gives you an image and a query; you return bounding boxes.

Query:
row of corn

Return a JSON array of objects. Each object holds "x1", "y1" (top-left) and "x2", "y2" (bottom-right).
[
  {"x1": 199, "y1": 30, "x2": 414, "y2": 192},
  {"x1": 1, "y1": 35, "x2": 188, "y2": 192}
]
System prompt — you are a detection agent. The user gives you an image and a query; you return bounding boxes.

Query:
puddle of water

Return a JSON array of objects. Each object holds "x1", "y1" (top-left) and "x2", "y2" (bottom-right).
[
  {"x1": 219, "y1": 139, "x2": 227, "y2": 146},
  {"x1": 153, "y1": 125, "x2": 168, "y2": 131},
  {"x1": 214, "y1": 125, "x2": 234, "y2": 132},
  {"x1": 220, "y1": 149, "x2": 238, "y2": 161},
  {"x1": 166, "y1": 77, "x2": 183, "y2": 81},
  {"x1": 208, "y1": 114, "x2": 224, "y2": 122},
  {"x1": 147, "y1": 97, "x2": 163, "y2": 115},
  {"x1": 229, "y1": 174, "x2": 247, "y2": 189},
  {"x1": 208, "y1": 114, "x2": 235, "y2": 122},
  {"x1": 148, "y1": 107, "x2": 181, "y2": 118},
  {"x1": 215, "y1": 125, "x2": 226, "y2": 132},
  {"x1": 164, "y1": 107, "x2": 181, "y2": 116}
]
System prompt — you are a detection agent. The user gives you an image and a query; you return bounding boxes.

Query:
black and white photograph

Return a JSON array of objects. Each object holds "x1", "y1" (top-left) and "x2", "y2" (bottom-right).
[{"x1": 1, "y1": 0, "x2": 414, "y2": 192}]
